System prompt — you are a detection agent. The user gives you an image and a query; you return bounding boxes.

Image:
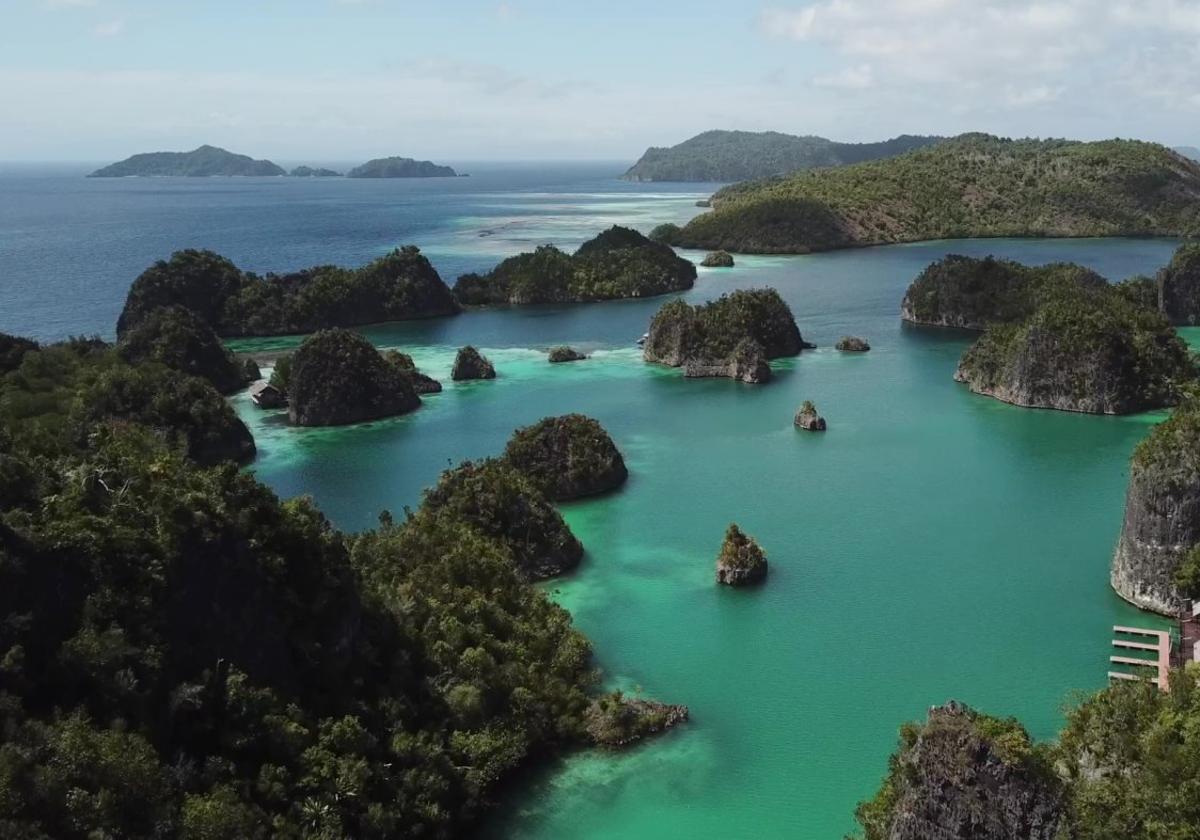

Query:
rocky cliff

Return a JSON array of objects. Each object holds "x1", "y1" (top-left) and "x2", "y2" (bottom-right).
[{"x1": 1111, "y1": 399, "x2": 1200, "y2": 613}]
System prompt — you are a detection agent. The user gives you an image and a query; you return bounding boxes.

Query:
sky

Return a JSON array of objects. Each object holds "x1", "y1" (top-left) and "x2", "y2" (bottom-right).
[{"x1": 2, "y1": 0, "x2": 1199, "y2": 161}]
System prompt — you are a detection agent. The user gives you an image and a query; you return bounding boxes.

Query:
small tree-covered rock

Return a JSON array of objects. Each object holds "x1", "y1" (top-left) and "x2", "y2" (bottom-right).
[
  {"x1": 548, "y1": 346, "x2": 587, "y2": 363},
  {"x1": 794, "y1": 400, "x2": 827, "y2": 431},
  {"x1": 716, "y1": 523, "x2": 768, "y2": 586},
  {"x1": 383, "y1": 350, "x2": 442, "y2": 394},
  {"x1": 700, "y1": 250, "x2": 734, "y2": 268},
  {"x1": 835, "y1": 336, "x2": 870, "y2": 352},
  {"x1": 504, "y1": 414, "x2": 628, "y2": 501},
  {"x1": 451, "y1": 346, "x2": 496, "y2": 381},
  {"x1": 584, "y1": 691, "x2": 689, "y2": 749},
  {"x1": 288, "y1": 329, "x2": 420, "y2": 426}
]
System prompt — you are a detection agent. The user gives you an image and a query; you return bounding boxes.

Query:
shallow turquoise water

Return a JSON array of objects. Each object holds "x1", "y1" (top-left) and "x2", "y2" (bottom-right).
[{"x1": 233, "y1": 235, "x2": 1182, "y2": 838}]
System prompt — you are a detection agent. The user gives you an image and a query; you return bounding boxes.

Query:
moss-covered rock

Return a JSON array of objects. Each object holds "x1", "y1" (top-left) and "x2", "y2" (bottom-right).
[
  {"x1": 452, "y1": 225, "x2": 696, "y2": 306},
  {"x1": 547, "y1": 346, "x2": 587, "y2": 363},
  {"x1": 383, "y1": 350, "x2": 442, "y2": 394},
  {"x1": 451, "y1": 346, "x2": 496, "y2": 381},
  {"x1": 715, "y1": 523, "x2": 768, "y2": 586},
  {"x1": 644, "y1": 288, "x2": 808, "y2": 383},
  {"x1": 287, "y1": 329, "x2": 420, "y2": 426},
  {"x1": 420, "y1": 459, "x2": 583, "y2": 580},
  {"x1": 700, "y1": 250, "x2": 734, "y2": 268},
  {"x1": 584, "y1": 691, "x2": 689, "y2": 748},
  {"x1": 835, "y1": 336, "x2": 870, "y2": 352},
  {"x1": 503, "y1": 414, "x2": 627, "y2": 501},
  {"x1": 954, "y1": 287, "x2": 1194, "y2": 414},
  {"x1": 116, "y1": 305, "x2": 251, "y2": 394},
  {"x1": 1159, "y1": 243, "x2": 1200, "y2": 326},
  {"x1": 855, "y1": 701, "x2": 1063, "y2": 840}
]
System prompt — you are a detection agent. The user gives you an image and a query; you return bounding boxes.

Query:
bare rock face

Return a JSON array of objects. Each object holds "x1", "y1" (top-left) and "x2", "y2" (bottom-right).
[
  {"x1": 859, "y1": 701, "x2": 1063, "y2": 840},
  {"x1": 684, "y1": 339, "x2": 771, "y2": 383},
  {"x1": 716, "y1": 523, "x2": 768, "y2": 586},
  {"x1": 794, "y1": 401, "x2": 826, "y2": 431},
  {"x1": 1111, "y1": 401, "x2": 1200, "y2": 614},
  {"x1": 548, "y1": 346, "x2": 587, "y2": 363},
  {"x1": 836, "y1": 336, "x2": 871, "y2": 352},
  {"x1": 451, "y1": 346, "x2": 496, "y2": 381}
]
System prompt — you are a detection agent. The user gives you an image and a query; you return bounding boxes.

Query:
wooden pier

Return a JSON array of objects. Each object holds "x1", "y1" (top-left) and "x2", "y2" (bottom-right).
[{"x1": 1109, "y1": 626, "x2": 1171, "y2": 692}]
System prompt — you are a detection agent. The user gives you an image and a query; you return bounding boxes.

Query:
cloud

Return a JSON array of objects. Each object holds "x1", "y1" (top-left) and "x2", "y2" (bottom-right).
[
  {"x1": 813, "y1": 64, "x2": 874, "y2": 89},
  {"x1": 93, "y1": 19, "x2": 123, "y2": 37}
]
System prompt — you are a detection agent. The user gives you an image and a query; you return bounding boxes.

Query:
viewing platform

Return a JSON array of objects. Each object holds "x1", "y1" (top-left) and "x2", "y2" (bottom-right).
[{"x1": 1108, "y1": 626, "x2": 1170, "y2": 692}]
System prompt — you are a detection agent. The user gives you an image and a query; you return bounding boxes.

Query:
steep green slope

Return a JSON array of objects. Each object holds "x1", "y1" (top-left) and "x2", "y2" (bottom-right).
[
  {"x1": 669, "y1": 134, "x2": 1200, "y2": 253},
  {"x1": 89, "y1": 145, "x2": 285, "y2": 177},
  {"x1": 623, "y1": 130, "x2": 941, "y2": 182}
]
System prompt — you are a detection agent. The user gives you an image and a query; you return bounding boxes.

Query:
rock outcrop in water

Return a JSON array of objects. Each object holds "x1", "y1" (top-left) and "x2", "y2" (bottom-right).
[
  {"x1": 900, "y1": 255, "x2": 1106, "y2": 330},
  {"x1": 287, "y1": 329, "x2": 421, "y2": 426},
  {"x1": 953, "y1": 284, "x2": 1194, "y2": 414},
  {"x1": 701, "y1": 250, "x2": 734, "y2": 268},
  {"x1": 835, "y1": 336, "x2": 870, "y2": 352},
  {"x1": 548, "y1": 346, "x2": 587, "y2": 363},
  {"x1": 383, "y1": 350, "x2": 442, "y2": 394},
  {"x1": 794, "y1": 401, "x2": 827, "y2": 431},
  {"x1": 503, "y1": 414, "x2": 627, "y2": 501},
  {"x1": 453, "y1": 226, "x2": 696, "y2": 305},
  {"x1": 451, "y1": 346, "x2": 495, "y2": 381},
  {"x1": 1111, "y1": 397, "x2": 1200, "y2": 613},
  {"x1": 715, "y1": 523, "x2": 768, "y2": 586},
  {"x1": 855, "y1": 701, "x2": 1063, "y2": 840},
  {"x1": 1159, "y1": 243, "x2": 1200, "y2": 326},
  {"x1": 421, "y1": 459, "x2": 584, "y2": 580},
  {"x1": 644, "y1": 289, "x2": 808, "y2": 384},
  {"x1": 585, "y1": 692, "x2": 689, "y2": 748}
]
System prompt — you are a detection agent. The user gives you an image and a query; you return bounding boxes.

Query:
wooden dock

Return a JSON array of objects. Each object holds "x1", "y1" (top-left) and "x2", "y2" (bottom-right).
[{"x1": 1109, "y1": 626, "x2": 1171, "y2": 692}]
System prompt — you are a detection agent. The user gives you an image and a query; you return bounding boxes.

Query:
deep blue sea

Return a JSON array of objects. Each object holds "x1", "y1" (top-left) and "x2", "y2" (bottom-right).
[{"x1": 0, "y1": 161, "x2": 717, "y2": 341}]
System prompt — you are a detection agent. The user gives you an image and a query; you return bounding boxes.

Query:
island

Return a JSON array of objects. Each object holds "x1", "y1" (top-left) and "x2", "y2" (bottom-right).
[
  {"x1": 346, "y1": 156, "x2": 457, "y2": 178},
  {"x1": 1159, "y1": 243, "x2": 1200, "y2": 325},
  {"x1": 953, "y1": 282, "x2": 1194, "y2": 414},
  {"x1": 420, "y1": 458, "x2": 584, "y2": 579},
  {"x1": 701, "y1": 250, "x2": 735, "y2": 268},
  {"x1": 116, "y1": 246, "x2": 460, "y2": 338},
  {"x1": 1111, "y1": 395, "x2": 1200, "y2": 613},
  {"x1": 835, "y1": 336, "x2": 870, "y2": 352},
  {"x1": 794, "y1": 400, "x2": 826, "y2": 431},
  {"x1": 547, "y1": 345, "x2": 587, "y2": 363},
  {"x1": 503, "y1": 414, "x2": 628, "y2": 501},
  {"x1": 715, "y1": 523, "x2": 768, "y2": 585},
  {"x1": 584, "y1": 692, "x2": 689, "y2": 748},
  {"x1": 288, "y1": 165, "x2": 342, "y2": 177},
  {"x1": 453, "y1": 225, "x2": 697, "y2": 306},
  {"x1": 286, "y1": 329, "x2": 421, "y2": 427},
  {"x1": 643, "y1": 288, "x2": 809, "y2": 383},
  {"x1": 383, "y1": 350, "x2": 442, "y2": 394},
  {"x1": 116, "y1": 305, "x2": 257, "y2": 395},
  {"x1": 451, "y1": 346, "x2": 495, "y2": 380},
  {"x1": 855, "y1": 701, "x2": 1063, "y2": 840},
  {"x1": 622, "y1": 130, "x2": 942, "y2": 182},
  {"x1": 662, "y1": 135, "x2": 1200, "y2": 253},
  {"x1": 89, "y1": 145, "x2": 285, "y2": 177}
]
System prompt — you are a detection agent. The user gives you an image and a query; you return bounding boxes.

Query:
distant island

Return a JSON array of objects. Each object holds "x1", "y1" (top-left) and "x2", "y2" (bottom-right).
[
  {"x1": 662, "y1": 134, "x2": 1200, "y2": 253},
  {"x1": 288, "y1": 165, "x2": 341, "y2": 177},
  {"x1": 622, "y1": 130, "x2": 943, "y2": 182},
  {"x1": 89, "y1": 145, "x2": 285, "y2": 177},
  {"x1": 347, "y1": 156, "x2": 458, "y2": 178},
  {"x1": 1176, "y1": 146, "x2": 1200, "y2": 162}
]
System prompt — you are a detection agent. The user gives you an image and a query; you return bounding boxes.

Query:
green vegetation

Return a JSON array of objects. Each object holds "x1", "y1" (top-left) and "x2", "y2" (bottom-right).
[
  {"x1": 955, "y1": 282, "x2": 1195, "y2": 414},
  {"x1": 420, "y1": 458, "x2": 583, "y2": 580},
  {"x1": 1174, "y1": 544, "x2": 1200, "y2": 598},
  {"x1": 288, "y1": 166, "x2": 341, "y2": 177},
  {"x1": 0, "y1": 334, "x2": 253, "y2": 467},
  {"x1": 453, "y1": 226, "x2": 696, "y2": 306},
  {"x1": 622, "y1": 130, "x2": 942, "y2": 182},
  {"x1": 117, "y1": 246, "x2": 460, "y2": 338},
  {"x1": 643, "y1": 288, "x2": 806, "y2": 369},
  {"x1": 583, "y1": 692, "x2": 688, "y2": 748},
  {"x1": 1159, "y1": 243, "x2": 1200, "y2": 325},
  {"x1": 701, "y1": 250, "x2": 734, "y2": 268},
  {"x1": 503, "y1": 414, "x2": 627, "y2": 501},
  {"x1": 88, "y1": 145, "x2": 285, "y2": 177},
  {"x1": 668, "y1": 134, "x2": 1200, "y2": 253},
  {"x1": 116, "y1": 305, "x2": 252, "y2": 394},
  {"x1": 287, "y1": 329, "x2": 420, "y2": 427},
  {"x1": 715, "y1": 523, "x2": 768, "y2": 585},
  {"x1": 346, "y1": 157, "x2": 457, "y2": 178},
  {"x1": 901, "y1": 255, "x2": 1106, "y2": 329}
]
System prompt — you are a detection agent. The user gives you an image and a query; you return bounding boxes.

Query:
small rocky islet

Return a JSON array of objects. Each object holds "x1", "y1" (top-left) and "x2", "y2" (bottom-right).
[
  {"x1": 451, "y1": 346, "x2": 496, "y2": 380},
  {"x1": 286, "y1": 329, "x2": 421, "y2": 427},
  {"x1": 715, "y1": 523, "x2": 768, "y2": 586},
  {"x1": 547, "y1": 345, "x2": 587, "y2": 363},
  {"x1": 794, "y1": 401, "x2": 826, "y2": 431}
]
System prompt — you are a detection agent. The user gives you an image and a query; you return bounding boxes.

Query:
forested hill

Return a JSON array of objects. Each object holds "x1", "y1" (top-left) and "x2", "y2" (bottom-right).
[
  {"x1": 622, "y1": 130, "x2": 942, "y2": 182},
  {"x1": 89, "y1": 145, "x2": 285, "y2": 177},
  {"x1": 664, "y1": 134, "x2": 1200, "y2": 253}
]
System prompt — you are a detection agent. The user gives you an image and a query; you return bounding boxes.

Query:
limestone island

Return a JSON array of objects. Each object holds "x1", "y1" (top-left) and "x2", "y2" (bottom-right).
[
  {"x1": 421, "y1": 458, "x2": 583, "y2": 580},
  {"x1": 701, "y1": 250, "x2": 734, "y2": 268},
  {"x1": 346, "y1": 157, "x2": 457, "y2": 178},
  {"x1": 288, "y1": 165, "x2": 342, "y2": 177},
  {"x1": 584, "y1": 691, "x2": 689, "y2": 749},
  {"x1": 1111, "y1": 395, "x2": 1200, "y2": 614},
  {"x1": 453, "y1": 225, "x2": 696, "y2": 306},
  {"x1": 89, "y1": 145, "x2": 285, "y2": 177},
  {"x1": 660, "y1": 135, "x2": 1200, "y2": 253},
  {"x1": 117, "y1": 246, "x2": 460, "y2": 339},
  {"x1": 451, "y1": 346, "x2": 495, "y2": 381},
  {"x1": 835, "y1": 336, "x2": 870, "y2": 352},
  {"x1": 855, "y1": 700, "x2": 1063, "y2": 840},
  {"x1": 287, "y1": 329, "x2": 421, "y2": 427},
  {"x1": 715, "y1": 523, "x2": 768, "y2": 586},
  {"x1": 794, "y1": 401, "x2": 826, "y2": 431},
  {"x1": 643, "y1": 288, "x2": 810, "y2": 383},
  {"x1": 547, "y1": 345, "x2": 587, "y2": 363},
  {"x1": 383, "y1": 350, "x2": 442, "y2": 394},
  {"x1": 116, "y1": 304, "x2": 257, "y2": 395},
  {"x1": 503, "y1": 414, "x2": 628, "y2": 501}
]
